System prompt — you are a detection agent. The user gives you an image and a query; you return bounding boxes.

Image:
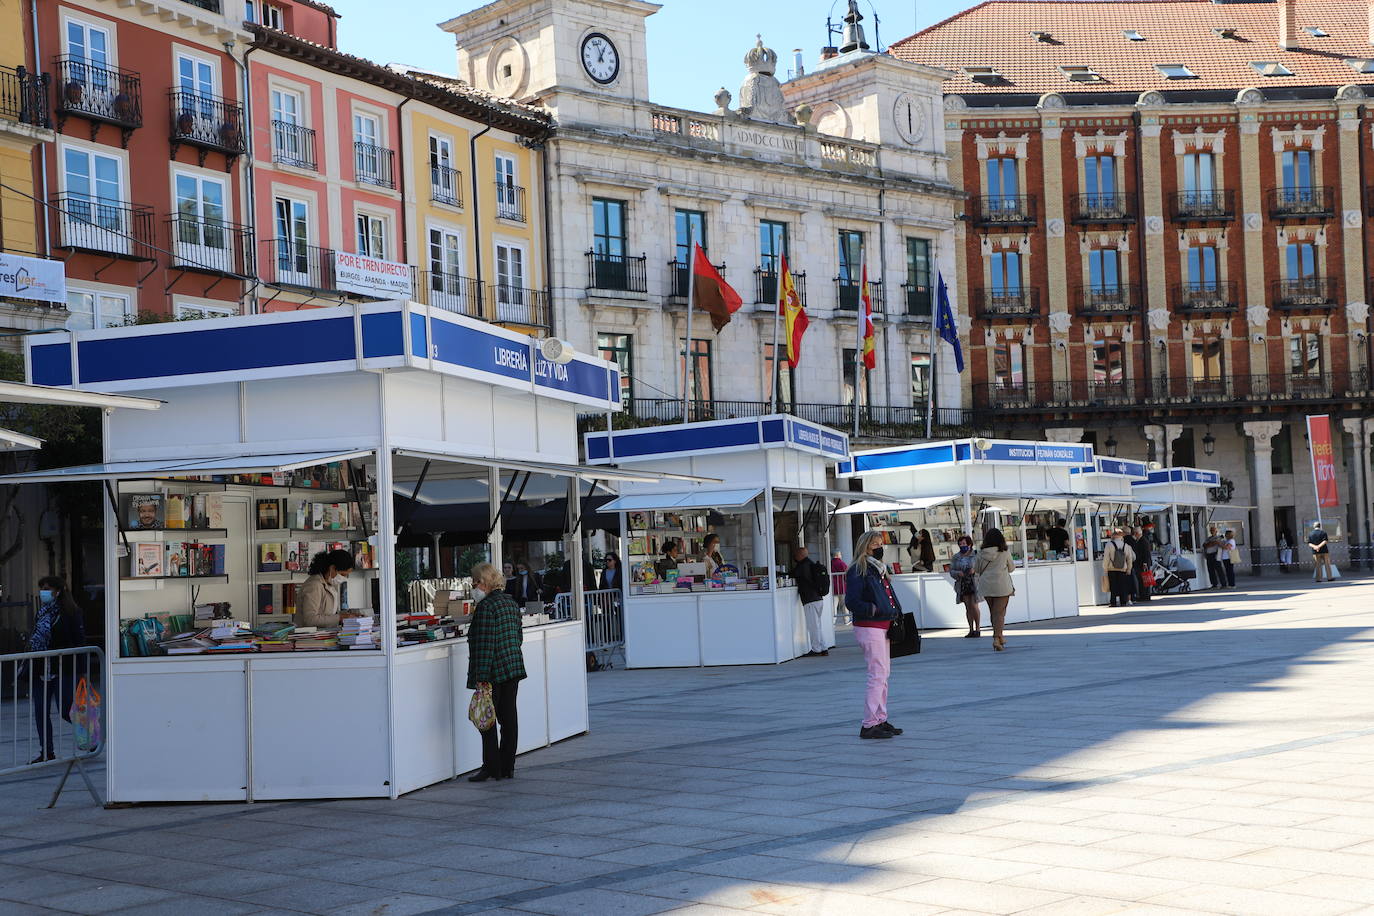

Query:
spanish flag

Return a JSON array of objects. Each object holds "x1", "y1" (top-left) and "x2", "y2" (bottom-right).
[
  {"x1": 860, "y1": 255, "x2": 877, "y2": 370},
  {"x1": 780, "y1": 254, "x2": 808, "y2": 369}
]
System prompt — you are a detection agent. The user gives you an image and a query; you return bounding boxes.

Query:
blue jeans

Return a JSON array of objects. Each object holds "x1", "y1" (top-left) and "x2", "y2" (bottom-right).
[{"x1": 32, "y1": 670, "x2": 75, "y2": 756}]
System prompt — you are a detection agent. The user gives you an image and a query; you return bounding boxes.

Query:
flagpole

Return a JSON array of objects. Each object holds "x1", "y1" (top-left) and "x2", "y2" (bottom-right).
[
  {"x1": 769, "y1": 258, "x2": 784, "y2": 414},
  {"x1": 926, "y1": 271, "x2": 938, "y2": 438},
  {"x1": 853, "y1": 247, "x2": 864, "y2": 440},
  {"x1": 682, "y1": 228, "x2": 696, "y2": 425}
]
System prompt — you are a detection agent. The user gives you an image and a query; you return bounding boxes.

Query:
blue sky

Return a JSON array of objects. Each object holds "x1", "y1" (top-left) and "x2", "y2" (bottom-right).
[{"x1": 329, "y1": 0, "x2": 941, "y2": 112}]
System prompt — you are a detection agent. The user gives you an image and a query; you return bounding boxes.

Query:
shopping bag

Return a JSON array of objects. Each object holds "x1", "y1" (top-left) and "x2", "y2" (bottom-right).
[
  {"x1": 1330, "y1": 564, "x2": 1341, "y2": 580},
  {"x1": 70, "y1": 676, "x2": 102, "y2": 752},
  {"x1": 468, "y1": 682, "x2": 496, "y2": 732},
  {"x1": 889, "y1": 612, "x2": 921, "y2": 658},
  {"x1": 1140, "y1": 569, "x2": 1157, "y2": 588}
]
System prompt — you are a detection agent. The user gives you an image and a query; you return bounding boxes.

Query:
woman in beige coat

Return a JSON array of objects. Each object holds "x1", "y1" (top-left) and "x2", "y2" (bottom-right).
[
  {"x1": 1101, "y1": 528, "x2": 1136, "y2": 608},
  {"x1": 974, "y1": 528, "x2": 1016, "y2": 651},
  {"x1": 297, "y1": 549, "x2": 356, "y2": 628}
]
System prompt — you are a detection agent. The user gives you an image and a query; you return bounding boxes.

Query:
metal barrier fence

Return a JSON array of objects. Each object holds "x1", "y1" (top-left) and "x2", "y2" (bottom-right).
[
  {"x1": 1244, "y1": 543, "x2": 1371, "y2": 577},
  {"x1": 406, "y1": 578, "x2": 471, "y2": 615},
  {"x1": 553, "y1": 589, "x2": 624, "y2": 669},
  {"x1": 2, "y1": 646, "x2": 104, "y2": 806}
]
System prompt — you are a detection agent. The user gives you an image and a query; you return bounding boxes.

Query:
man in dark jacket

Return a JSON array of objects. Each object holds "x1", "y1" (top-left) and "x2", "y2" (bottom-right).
[
  {"x1": 1132, "y1": 524, "x2": 1153, "y2": 602},
  {"x1": 790, "y1": 546, "x2": 831, "y2": 657},
  {"x1": 506, "y1": 562, "x2": 543, "y2": 606}
]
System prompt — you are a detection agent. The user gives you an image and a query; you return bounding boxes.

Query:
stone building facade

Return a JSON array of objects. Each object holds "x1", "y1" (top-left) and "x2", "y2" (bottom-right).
[
  {"x1": 440, "y1": 0, "x2": 963, "y2": 435},
  {"x1": 893, "y1": 0, "x2": 1374, "y2": 564}
]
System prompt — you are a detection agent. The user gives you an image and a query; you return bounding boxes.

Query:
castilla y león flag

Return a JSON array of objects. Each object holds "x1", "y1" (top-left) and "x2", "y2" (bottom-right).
[
  {"x1": 1306, "y1": 414, "x2": 1340, "y2": 508},
  {"x1": 780, "y1": 254, "x2": 808, "y2": 369},
  {"x1": 692, "y1": 244, "x2": 743, "y2": 332}
]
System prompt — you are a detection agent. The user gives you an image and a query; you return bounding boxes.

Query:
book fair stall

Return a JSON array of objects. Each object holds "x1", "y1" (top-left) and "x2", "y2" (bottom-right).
[
  {"x1": 836, "y1": 439, "x2": 1091, "y2": 628},
  {"x1": 584, "y1": 416, "x2": 888, "y2": 668},
  {"x1": 6, "y1": 302, "x2": 658, "y2": 802},
  {"x1": 1070, "y1": 456, "x2": 1152, "y2": 605},
  {"x1": 1129, "y1": 466, "x2": 1231, "y2": 589}
]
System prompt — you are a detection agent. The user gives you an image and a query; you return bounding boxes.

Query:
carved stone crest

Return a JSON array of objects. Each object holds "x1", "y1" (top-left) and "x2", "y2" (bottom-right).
[
  {"x1": 738, "y1": 37, "x2": 789, "y2": 124},
  {"x1": 1246, "y1": 305, "x2": 1269, "y2": 328},
  {"x1": 1047, "y1": 311, "x2": 1073, "y2": 335},
  {"x1": 1347, "y1": 301, "x2": 1370, "y2": 324},
  {"x1": 1147, "y1": 308, "x2": 1171, "y2": 332}
]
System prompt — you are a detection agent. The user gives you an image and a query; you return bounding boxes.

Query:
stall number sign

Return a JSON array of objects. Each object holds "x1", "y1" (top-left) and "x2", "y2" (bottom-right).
[
  {"x1": 334, "y1": 252, "x2": 414, "y2": 299},
  {"x1": 0, "y1": 252, "x2": 67, "y2": 305}
]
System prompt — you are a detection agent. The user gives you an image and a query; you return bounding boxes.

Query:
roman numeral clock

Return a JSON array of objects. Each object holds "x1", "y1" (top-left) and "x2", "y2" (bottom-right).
[{"x1": 581, "y1": 32, "x2": 620, "y2": 85}]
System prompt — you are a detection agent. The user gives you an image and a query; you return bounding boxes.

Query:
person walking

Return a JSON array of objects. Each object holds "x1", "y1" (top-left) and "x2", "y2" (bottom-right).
[
  {"x1": 25, "y1": 577, "x2": 86, "y2": 764},
  {"x1": 1102, "y1": 528, "x2": 1136, "y2": 607},
  {"x1": 974, "y1": 528, "x2": 1015, "y2": 651},
  {"x1": 845, "y1": 530, "x2": 903, "y2": 739},
  {"x1": 948, "y1": 534, "x2": 981, "y2": 638},
  {"x1": 830, "y1": 551, "x2": 848, "y2": 596},
  {"x1": 1309, "y1": 521, "x2": 1333, "y2": 581},
  {"x1": 1221, "y1": 529, "x2": 1238, "y2": 588},
  {"x1": 1202, "y1": 526, "x2": 1226, "y2": 589},
  {"x1": 1132, "y1": 525, "x2": 1153, "y2": 603},
  {"x1": 466, "y1": 562, "x2": 526, "y2": 782},
  {"x1": 790, "y1": 546, "x2": 830, "y2": 657}
]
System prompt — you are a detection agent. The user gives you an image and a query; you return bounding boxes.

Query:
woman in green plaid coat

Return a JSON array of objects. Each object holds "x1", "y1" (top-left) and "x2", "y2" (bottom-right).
[{"x1": 467, "y1": 562, "x2": 527, "y2": 782}]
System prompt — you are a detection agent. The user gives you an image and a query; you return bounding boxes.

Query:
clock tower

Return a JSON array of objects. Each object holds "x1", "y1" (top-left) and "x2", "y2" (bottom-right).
[{"x1": 439, "y1": 0, "x2": 657, "y2": 125}]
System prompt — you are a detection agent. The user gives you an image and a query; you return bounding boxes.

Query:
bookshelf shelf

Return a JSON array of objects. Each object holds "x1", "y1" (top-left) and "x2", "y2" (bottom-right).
[
  {"x1": 121, "y1": 575, "x2": 230, "y2": 583},
  {"x1": 126, "y1": 529, "x2": 230, "y2": 537},
  {"x1": 254, "y1": 529, "x2": 364, "y2": 537}
]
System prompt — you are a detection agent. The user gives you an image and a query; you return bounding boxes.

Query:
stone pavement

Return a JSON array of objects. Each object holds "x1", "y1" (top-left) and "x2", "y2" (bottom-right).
[{"x1": 4, "y1": 576, "x2": 1374, "y2": 915}]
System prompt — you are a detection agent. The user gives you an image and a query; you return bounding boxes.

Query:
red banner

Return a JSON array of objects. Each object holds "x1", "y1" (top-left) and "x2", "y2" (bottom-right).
[{"x1": 1306, "y1": 414, "x2": 1340, "y2": 509}]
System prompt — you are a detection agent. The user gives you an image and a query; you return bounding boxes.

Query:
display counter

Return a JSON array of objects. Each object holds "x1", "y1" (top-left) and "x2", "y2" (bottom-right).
[{"x1": 886, "y1": 560, "x2": 1078, "y2": 628}]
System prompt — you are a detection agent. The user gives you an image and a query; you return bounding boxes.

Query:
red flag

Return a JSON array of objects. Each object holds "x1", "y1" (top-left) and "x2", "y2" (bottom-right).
[
  {"x1": 1307, "y1": 414, "x2": 1340, "y2": 508},
  {"x1": 860, "y1": 257, "x2": 876, "y2": 370},
  {"x1": 692, "y1": 244, "x2": 743, "y2": 332}
]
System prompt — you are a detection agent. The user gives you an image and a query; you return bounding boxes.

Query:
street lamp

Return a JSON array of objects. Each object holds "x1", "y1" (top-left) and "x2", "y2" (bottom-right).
[
  {"x1": 1104, "y1": 433, "x2": 1118, "y2": 458},
  {"x1": 1202, "y1": 427, "x2": 1216, "y2": 457}
]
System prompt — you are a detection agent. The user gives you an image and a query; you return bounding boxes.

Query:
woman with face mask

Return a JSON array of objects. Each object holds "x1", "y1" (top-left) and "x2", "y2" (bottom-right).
[
  {"x1": 25, "y1": 576, "x2": 86, "y2": 763},
  {"x1": 1102, "y1": 528, "x2": 1136, "y2": 608},
  {"x1": 298, "y1": 549, "x2": 357, "y2": 628},
  {"x1": 948, "y1": 535, "x2": 982, "y2": 638},
  {"x1": 466, "y1": 562, "x2": 527, "y2": 782}
]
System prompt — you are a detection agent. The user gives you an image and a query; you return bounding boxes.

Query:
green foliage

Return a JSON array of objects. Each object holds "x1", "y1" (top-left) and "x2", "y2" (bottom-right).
[{"x1": 455, "y1": 545, "x2": 489, "y2": 578}]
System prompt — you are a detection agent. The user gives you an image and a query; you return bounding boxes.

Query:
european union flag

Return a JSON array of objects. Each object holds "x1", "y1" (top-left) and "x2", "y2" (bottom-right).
[{"x1": 936, "y1": 273, "x2": 964, "y2": 373}]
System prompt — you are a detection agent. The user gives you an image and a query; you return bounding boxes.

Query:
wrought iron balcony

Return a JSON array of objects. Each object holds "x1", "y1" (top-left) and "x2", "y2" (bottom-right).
[
  {"x1": 54, "y1": 57, "x2": 141, "y2": 136},
  {"x1": 259, "y1": 239, "x2": 339, "y2": 292},
  {"x1": 0, "y1": 65, "x2": 49, "y2": 128},
  {"x1": 835, "y1": 278, "x2": 884, "y2": 312},
  {"x1": 271, "y1": 120, "x2": 316, "y2": 170},
  {"x1": 1274, "y1": 276, "x2": 1337, "y2": 309},
  {"x1": 488, "y1": 284, "x2": 549, "y2": 330},
  {"x1": 1070, "y1": 192, "x2": 1133, "y2": 224},
  {"x1": 1268, "y1": 186, "x2": 1333, "y2": 219},
  {"x1": 902, "y1": 281, "x2": 932, "y2": 318},
  {"x1": 754, "y1": 269, "x2": 807, "y2": 308},
  {"x1": 1169, "y1": 189, "x2": 1234, "y2": 222},
  {"x1": 667, "y1": 259, "x2": 727, "y2": 300},
  {"x1": 354, "y1": 141, "x2": 394, "y2": 189},
  {"x1": 1172, "y1": 280, "x2": 1237, "y2": 314},
  {"x1": 167, "y1": 214, "x2": 253, "y2": 276},
  {"x1": 417, "y1": 270, "x2": 483, "y2": 318},
  {"x1": 52, "y1": 193, "x2": 154, "y2": 259},
  {"x1": 971, "y1": 194, "x2": 1037, "y2": 227},
  {"x1": 495, "y1": 182, "x2": 526, "y2": 222},
  {"x1": 978, "y1": 287, "x2": 1040, "y2": 319},
  {"x1": 1075, "y1": 283, "x2": 1139, "y2": 316},
  {"x1": 169, "y1": 89, "x2": 244, "y2": 158},
  {"x1": 431, "y1": 164, "x2": 462, "y2": 207},
  {"x1": 587, "y1": 252, "x2": 648, "y2": 294}
]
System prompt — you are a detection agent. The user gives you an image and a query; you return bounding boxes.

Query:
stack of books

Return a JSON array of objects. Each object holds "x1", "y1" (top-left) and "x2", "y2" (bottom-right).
[
  {"x1": 339, "y1": 617, "x2": 376, "y2": 650},
  {"x1": 290, "y1": 627, "x2": 339, "y2": 651}
]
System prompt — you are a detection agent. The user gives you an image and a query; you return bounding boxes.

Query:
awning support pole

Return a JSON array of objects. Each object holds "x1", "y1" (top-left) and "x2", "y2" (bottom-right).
[
  {"x1": 487, "y1": 471, "x2": 529, "y2": 537},
  {"x1": 103, "y1": 480, "x2": 130, "y2": 557},
  {"x1": 393, "y1": 460, "x2": 431, "y2": 537},
  {"x1": 571, "y1": 479, "x2": 602, "y2": 537}
]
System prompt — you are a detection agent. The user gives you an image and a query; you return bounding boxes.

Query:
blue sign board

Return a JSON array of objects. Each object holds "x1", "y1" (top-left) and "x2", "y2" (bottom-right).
[
  {"x1": 587, "y1": 416, "x2": 849, "y2": 465},
  {"x1": 1096, "y1": 457, "x2": 1147, "y2": 478},
  {"x1": 970, "y1": 442, "x2": 1092, "y2": 465}
]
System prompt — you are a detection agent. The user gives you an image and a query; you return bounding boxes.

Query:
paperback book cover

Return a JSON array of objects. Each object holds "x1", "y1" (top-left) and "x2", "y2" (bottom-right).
[
  {"x1": 165, "y1": 495, "x2": 187, "y2": 529},
  {"x1": 259, "y1": 543, "x2": 284, "y2": 573},
  {"x1": 165, "y1": 543, "x2": 189, "y2": 578},
  {"x1": 257, "y1": 584, "x2": 276, "y2": 616},
  {"x1": 282, "y1": 583, "x2": 298, "y2": 615},
  {"x1": 128, "y1": 495, "x2": 164, "y2": 531},
  {"x1": 134, "y1": 543, "x2": 164, "y2": 577},
  {"x1": 293, "y1": 501, "x2": 309, "y2": 530},
  {"x1": 256, "y1": 499, "x2": 284, "y2": 531}
]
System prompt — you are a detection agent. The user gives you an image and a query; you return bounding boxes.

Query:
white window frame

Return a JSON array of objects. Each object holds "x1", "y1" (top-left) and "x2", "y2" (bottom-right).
[
  {"x1": 61, "y1": 11, "x2": 116, "y2": 109},
  {"x1": 352, "y1": 108, "x2": 385, "y2": 185},
  {"x1": 172, "y1": 169, "x2": 231, "y2": 272},
  {"x1": 66, "y1": 286, "x2": 133, "y2": 330},
  {"x1": 58, "y1": 139, "x2": 129, "y2": 256},
  {"x1": 269, "y1": 84, "x2": 309, "y2": 167},
  {"x1": 429, "y1": 132, "x2": 458, "y2": 205},
  {"x1": 272, "y1": 194, "x2": 311, "y2": 285},
  {"x1": 174, "y1": 299, "x2": 238, "y2": 321},
  {"x1": 355, "y1": 210, "x2": 389, "y2": 260},
  {"x1": 495, "y1": 153, "x2": 519, "y2": 219},
  {"x1": 493, "y1": 238, "x2": 530, "y2": 322},
  {"x1": 426, "y1": 222, "x2": 468, "y2": 313},
  {"x1": 172, "y1": 47, "x2": 219, "y2": 131}
]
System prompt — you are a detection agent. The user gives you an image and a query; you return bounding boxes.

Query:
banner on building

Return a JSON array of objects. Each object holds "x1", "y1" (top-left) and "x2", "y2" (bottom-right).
[
  {"x1": 0, "y1": 252, "x2": 67, "y2": 305},
  {"x1": 333, "y1": 251, "x2": 414, "y2": 299},
  {"x1": 1306, "y1": 414, "x2": 1340, "y2": 509}
]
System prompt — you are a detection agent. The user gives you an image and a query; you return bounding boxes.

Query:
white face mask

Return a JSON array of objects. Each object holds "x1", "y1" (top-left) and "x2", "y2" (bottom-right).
[{"x1": 472, "y1": 587, "x2": 487, "y2": 602}]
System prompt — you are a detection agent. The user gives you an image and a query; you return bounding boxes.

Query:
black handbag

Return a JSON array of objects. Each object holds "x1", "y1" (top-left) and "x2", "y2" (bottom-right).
[{"x1": 889, "y1": 612, "x2": 921, "y2": 657}]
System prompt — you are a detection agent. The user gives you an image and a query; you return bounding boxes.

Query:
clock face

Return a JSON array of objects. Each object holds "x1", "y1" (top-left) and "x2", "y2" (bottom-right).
[
  {"x1": 893, "y1": 93, "x2": 927, "y2": 146},
  {"x1": 581, "y1": 32, "x2": 620, "y2": 85}
]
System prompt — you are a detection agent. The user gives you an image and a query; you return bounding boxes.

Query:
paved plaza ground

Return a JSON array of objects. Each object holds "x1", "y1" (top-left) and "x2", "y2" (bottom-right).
[{"x1": 4, "y1": 576, "x2": 1374, "y2": 914}]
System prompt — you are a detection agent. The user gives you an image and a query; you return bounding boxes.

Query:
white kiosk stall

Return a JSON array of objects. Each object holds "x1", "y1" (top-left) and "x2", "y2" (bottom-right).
[
  {"x1": 11, "y1": 303, "x2": 634, "y2": 802},
  {"x1": 585, "y1": 416, "x2": 874, "y2": 668},
  {"x1": 837, "y1": 439, "x2": 1088, "y2": 628},
  {"x1": 1070, "y1": 456, "x2": 1150, "y2": 605},
  {"x1": 1132, "y1": 466, "x2": 1224, "y2": 588}
]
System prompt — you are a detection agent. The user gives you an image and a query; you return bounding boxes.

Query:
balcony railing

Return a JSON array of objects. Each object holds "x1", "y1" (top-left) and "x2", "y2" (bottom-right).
[
  {"x1": 259, "y1": 239, "x2": 338, "y2": 292},
  {"x1": 1070, "y1": 193, "x2": 1133, "y2": 224},
  {"x1": 971, "y1": 195, "x2": 1037, "y2": 227},
  {"x1": 271, "y1": 120, "x2": 316, "y2": 170},
  {"x1": 835, "y1": 278, "x2": 884, "y2": 312},
  {"x1": 1173, "y1": 280, "x2": 1237, "y2": 314},
  {"x1": 754, "y1": 269, "x2": 807, "y2": 308},
  {"x1": 167, "y1": 214, "x2": 253, "y2": 276},
  {"x1": 0, "y1": 65, "x2": 49, "y2": 128},
  {"x1": 52, "y1": 193, "x2": 154, "y2": 259},
  {"x1": 1274, "y1": 276, "x2": 1337, "y2": 309},
  {"x1": 978, "y1": 287, "x2": 1040, "y2": 319},
  {"x1": 1268, "y1": 186, "x2": 1333, "y2": 219},
  {"x1": 488, "y1": 284, "x2": 549, "y2": 330},
  {"x1": 169, "y1": 89, "x2": 244, "y2": 156},
  {"x1": 587, "y1": 252, "x2": 648, "y2": 294},
  {"x1": 597, "y1": 398, "x2": 976, "y2": 439},
  {"x1": 354, "y1": 141, "x2": 394, "y2": 189},
  {"x1": 418, "y1": 271, "x2": 483, "y2": 318},
  {"x1": 431, "y1": 165, "x2": 462, "y2": 207},
  {"x1": 1170, "y1": 189, "x2": 1234, "y2": 221},
  {"x1": 495, "y1": 182, "x2": 526, "y2": 222},
  {"x1": 902, "y1": 282, "x2": 932, "y2": 318},
  {"x1": 1075, "y1": 283, "x2": 1139, "y2": 316},
  {"x1": 667, "y1": 259, "x2": 727, "y2": 299},
  {"x1": 180, "y1": 0, "x2": 221, "y2": 10},
  {"x1": 54, "y1": 57, "x2": 141, "y2": 133}
]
